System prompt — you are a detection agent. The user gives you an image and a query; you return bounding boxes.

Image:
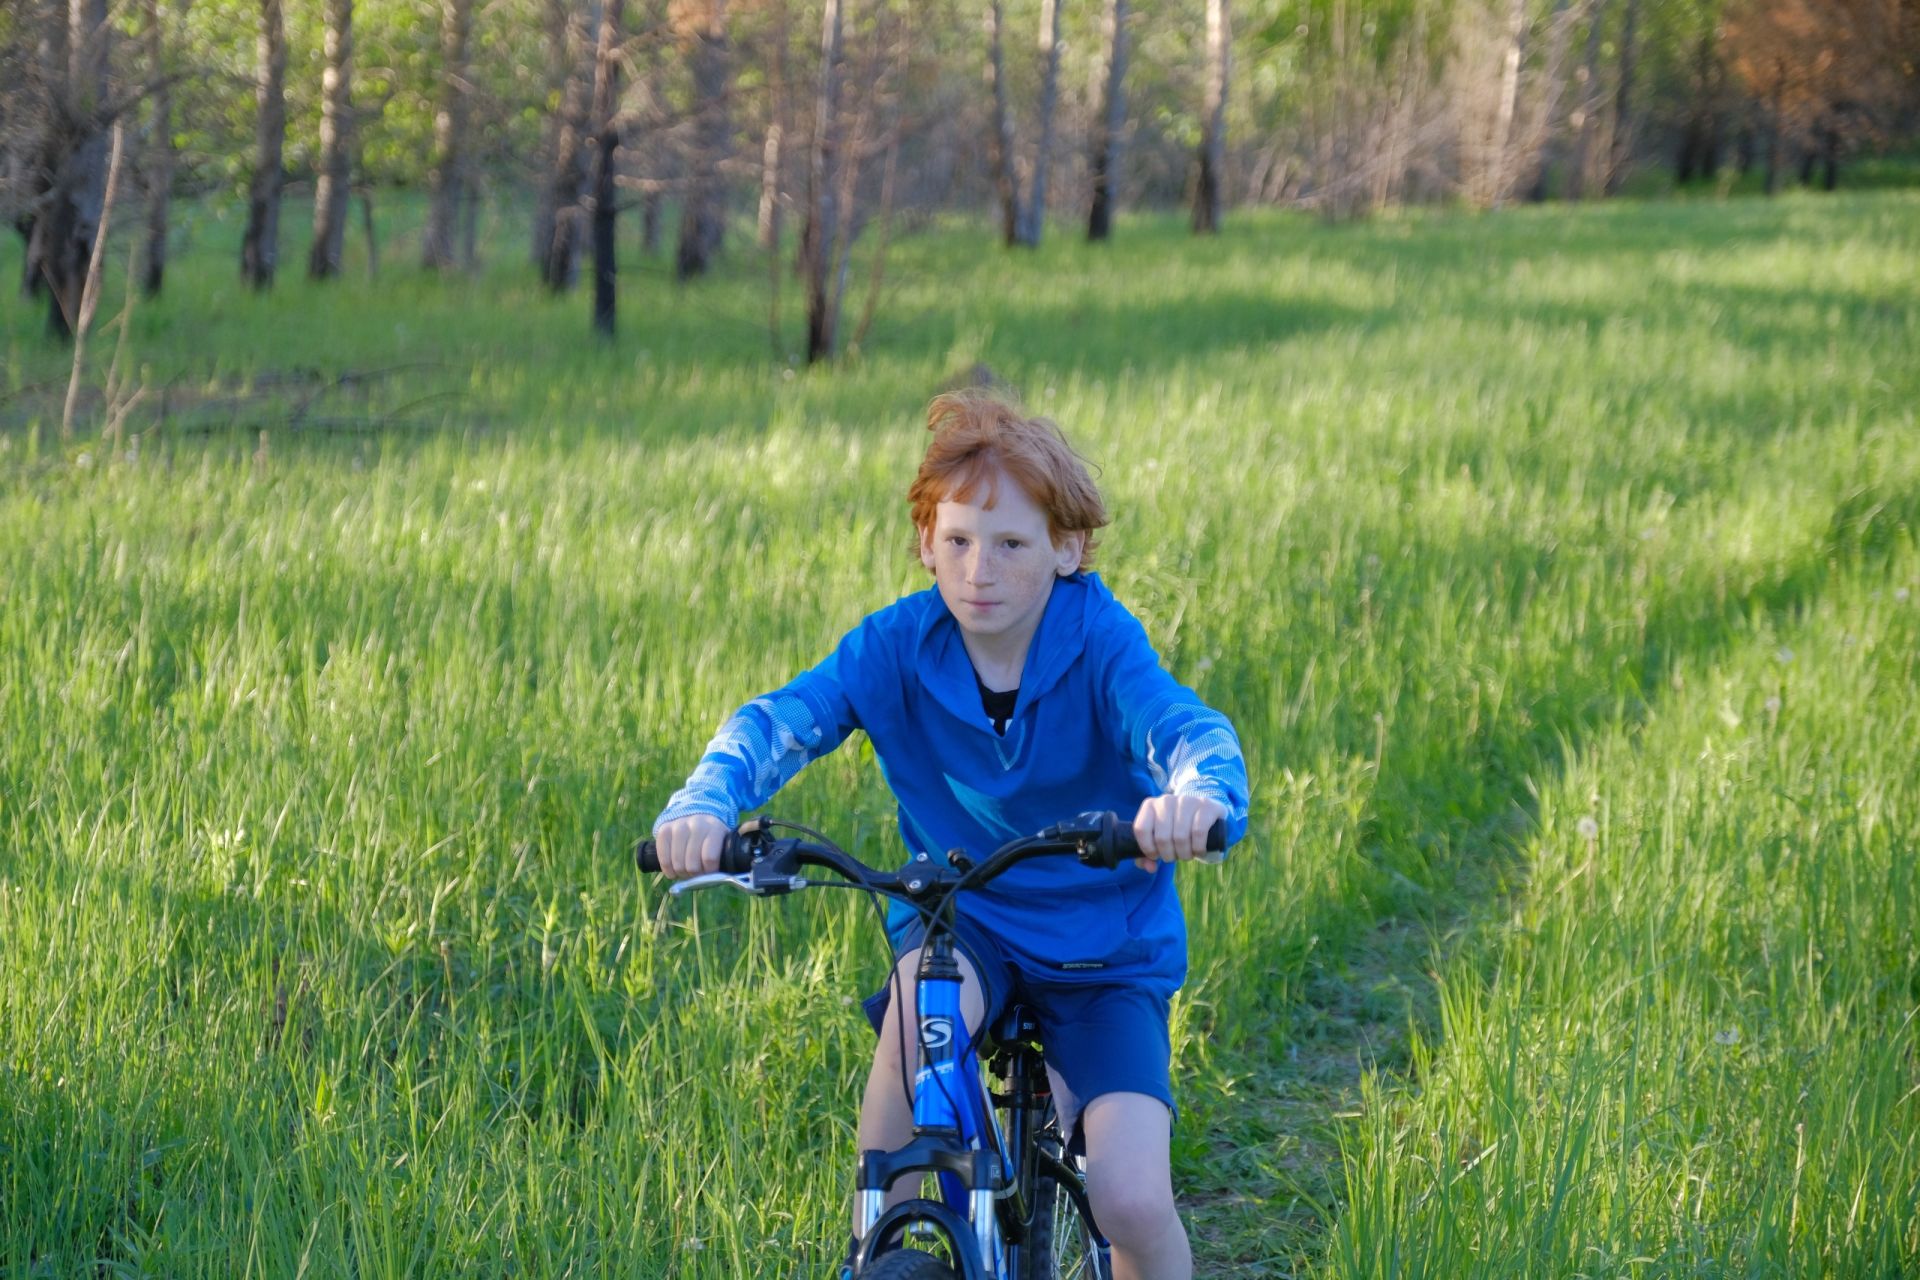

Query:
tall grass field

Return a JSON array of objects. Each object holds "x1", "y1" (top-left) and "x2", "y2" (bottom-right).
[{"x1": 2, "y1": 190, "x2": 1917, "y2": 1277}]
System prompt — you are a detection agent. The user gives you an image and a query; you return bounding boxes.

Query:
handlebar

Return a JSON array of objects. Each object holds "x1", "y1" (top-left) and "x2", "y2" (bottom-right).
[{"x1": 634, "y1": 812, "x2": 1227, "y2": 893}]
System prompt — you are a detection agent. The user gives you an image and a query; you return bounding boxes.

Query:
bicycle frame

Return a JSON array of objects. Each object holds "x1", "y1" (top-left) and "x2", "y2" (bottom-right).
[
  {"x1": 852, "y1": 925, "x2": 1008, "y2": 1280},
  {"x1": 640, "y1": 813, "x2": 1188, "y2": 1279}
]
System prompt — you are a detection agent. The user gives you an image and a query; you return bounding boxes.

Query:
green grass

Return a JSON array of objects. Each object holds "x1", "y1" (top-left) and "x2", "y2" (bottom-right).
[{"x1": 2, "y1": 188, "x2": 1917, "y2": 1277}]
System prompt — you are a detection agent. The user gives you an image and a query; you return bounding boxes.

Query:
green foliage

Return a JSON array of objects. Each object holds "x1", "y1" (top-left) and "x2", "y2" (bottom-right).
[{"x1": 1, "y1": 191, "x2": 1918, "y2": 1275}]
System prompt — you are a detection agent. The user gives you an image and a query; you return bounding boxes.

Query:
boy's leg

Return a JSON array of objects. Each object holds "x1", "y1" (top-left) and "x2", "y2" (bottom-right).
[
  {"x1": 1080, "y1": 1092, "x2": 1190, "y2": 1280},
  {"x1": 853, "y1": 946, "x2": 988, "y2": 1230},
  {"x1": 1030, "y1": 981, "x2": 1188, "y2": 1280}
]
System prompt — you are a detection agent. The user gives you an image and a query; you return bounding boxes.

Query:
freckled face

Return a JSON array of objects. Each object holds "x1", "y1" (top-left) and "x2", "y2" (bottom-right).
[{"x1": 919, "y1": 467, "x2": 1084, "y2": 646}]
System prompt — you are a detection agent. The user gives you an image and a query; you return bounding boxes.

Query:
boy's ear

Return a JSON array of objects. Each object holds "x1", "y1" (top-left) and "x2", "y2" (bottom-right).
[
  {"x1": 1053, "y1": 530, "x2": 1086, "y2": 577},
  {"x1": 918, "y1": 525, "x2": 937, "y2": 572}
]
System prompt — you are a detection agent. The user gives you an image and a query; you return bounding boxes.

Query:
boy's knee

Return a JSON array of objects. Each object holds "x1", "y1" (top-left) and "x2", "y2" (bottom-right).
[{"x1": 1085, "y1": 1179, "x2": 1180, "y2": 1253}]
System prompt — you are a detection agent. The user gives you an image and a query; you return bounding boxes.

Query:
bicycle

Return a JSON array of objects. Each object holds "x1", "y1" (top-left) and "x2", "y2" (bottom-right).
[{"x1": 636, "y1": 809, "x2": 1224, "y2": 1280}]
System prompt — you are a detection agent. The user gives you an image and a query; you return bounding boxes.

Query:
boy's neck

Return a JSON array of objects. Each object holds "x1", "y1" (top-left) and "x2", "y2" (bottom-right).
[{"x1": 958, "y1": 626, "x2": 1032, "y2": 693}]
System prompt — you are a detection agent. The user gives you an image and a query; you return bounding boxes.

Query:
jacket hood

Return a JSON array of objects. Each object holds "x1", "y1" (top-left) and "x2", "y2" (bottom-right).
[{"x1": 913, "y1": 571, "x2": 1103, "y2": 732}]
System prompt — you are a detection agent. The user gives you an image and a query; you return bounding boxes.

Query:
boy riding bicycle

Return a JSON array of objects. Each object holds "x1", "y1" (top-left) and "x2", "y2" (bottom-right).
[{"x1": 652, "y1": 390, "x2": 1250, "y2": 1280}]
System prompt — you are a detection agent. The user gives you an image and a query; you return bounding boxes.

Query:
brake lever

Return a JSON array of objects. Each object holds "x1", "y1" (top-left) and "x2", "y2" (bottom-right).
[
  {"x1": 667, "y1": 870, "x2": 812, "y2": 898},
  {"x1": 668, "y1": 872, "x2": 758, "y2": 897}
]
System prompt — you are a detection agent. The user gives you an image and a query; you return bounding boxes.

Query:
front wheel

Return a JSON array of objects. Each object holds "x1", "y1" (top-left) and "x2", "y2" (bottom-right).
[
  {"x1": 1023, "y1": 1167, "x2": 1107, "y2": 1280},
  {"x1": 862, "y1": 1250, "x2": 959, "y2": 1280}
]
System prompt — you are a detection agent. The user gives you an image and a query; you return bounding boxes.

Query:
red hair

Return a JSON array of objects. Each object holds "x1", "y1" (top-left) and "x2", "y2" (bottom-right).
[{"x1": 907, "y1": 389, "x2": 1109, "y2": 569}]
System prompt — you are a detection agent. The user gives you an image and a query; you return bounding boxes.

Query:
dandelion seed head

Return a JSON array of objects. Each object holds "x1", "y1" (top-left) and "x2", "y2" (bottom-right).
[
  {"x1": 1764, "y1": 695, "x2": 1781, "y2": 715},
  {"x1": 1714, "y1": 1028, "x2": 1741, "y2": 1046},
  {"x1": 1575, "y1": 816, "x2": 1599, "y2": 841},
  {"x1": 1897, "y1": 587, "x2": 1911, "y2": 603},
  {"x1": 1775, "y1": 646, "x2": 1794, "y2": 664}
]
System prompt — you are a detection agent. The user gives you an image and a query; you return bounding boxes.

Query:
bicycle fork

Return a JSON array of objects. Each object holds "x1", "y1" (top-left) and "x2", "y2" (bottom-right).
[{"x1": 853, "y1": 931, "x2": 1005, "y2": 1277}]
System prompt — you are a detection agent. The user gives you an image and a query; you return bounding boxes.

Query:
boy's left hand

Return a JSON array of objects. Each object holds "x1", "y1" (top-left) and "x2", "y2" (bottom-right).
[{"x1": 1131, "y1": 794, "x2": 1227, "y2": 872}]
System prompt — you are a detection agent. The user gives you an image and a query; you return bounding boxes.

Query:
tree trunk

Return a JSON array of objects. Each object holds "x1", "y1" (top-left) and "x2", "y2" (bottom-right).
[
  {"x1": 1191, "y1": 0, "x2": 1228, "y2": 233},
  {"x1": 1523, "y1": 0, "x2": 1576, "y2": 203},
  {"x1": 541, "y1": 0, "x2": 594, "y2": 290},
  {"x1": 675, "y1": 0, "x2": 732, "y2": 280},
  {"x1": 462, "y1": 178, "x2": 481, "y2": 266},
  {"x1": 309, "y1": 0, "x2": 354, "y2": 278},
  {"x1": 758, "y1": 122, "x2": 785, "y2": 251},
  {"x1": 1603, "y1": 0, "x2": 1637, "y2": 195},
  {"x1": 1566, "y1": 0, "x2": 1606, "y2": 200},
  {"x1": 140, "y1": 0, "x2": 175, "y2": 296},
  {"x1": 1764, "y1": 71, "x2": 1785, "y2": 195},
  {"x1": 984, "y1": 0, "x2": 1019, "y2": 246},
  {"x1": 532, "y1": 0, "x2": 570, "y2": 269},
  {"x1": 62, "y1": 122, "x2": 125, "y2": 438},
  {"x1": 359, "y1": 187, "x2": 379, "y2": 274},
  {"x1": 1014, "y1": 0, "x2": 1060, "y2": 246},
  {"x1": 27, "y1": 0, "x2": 112, "y2": 338},
  {"x1": 424, "y1": 0, "x2": 475, "y2": 270},
  {"x1": 1087, "y1": 0, "x2": 1128, "y2": 241},
  {"x1": 1820, "y1": 120, "x2": 1839, "y2": 191},
  {"x1": 240, "y1": 0, "x2": 286, "y2": 288},
  {"x1": 588, "y1": 0, "x2": 624, "y2": 336},
  {"x1": 1485, "y1": 0, "x2": 1527, "y2": 208},
  {"x1": 642, "y1": 191, "x2": 662, "y2": 255},
  {"x1": 757, "y1": 0, "x2": 789, "y2": 252},
  {"x1": 803, "y1": 0, "x2": 843, "y2": 362}
]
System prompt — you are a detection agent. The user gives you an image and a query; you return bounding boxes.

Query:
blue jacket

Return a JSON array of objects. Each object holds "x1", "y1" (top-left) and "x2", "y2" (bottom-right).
[{"x1": 655, "y1": 572, "x2": 1250, "y2": 995}]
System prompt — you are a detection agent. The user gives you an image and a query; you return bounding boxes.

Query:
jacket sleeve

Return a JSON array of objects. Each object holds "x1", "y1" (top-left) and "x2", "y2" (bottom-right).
[
  {"x1": 1099, "y1": 604, "x2": 1251, "y2": 851},
  {"x1": 652, "y1": 619, "x2": 879, "y2": 831}
]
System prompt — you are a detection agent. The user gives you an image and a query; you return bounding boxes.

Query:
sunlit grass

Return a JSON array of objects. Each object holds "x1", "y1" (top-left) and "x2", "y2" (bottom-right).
[{"x1": 1, "y1": 190, "x2": 1917, "y2": 1276}]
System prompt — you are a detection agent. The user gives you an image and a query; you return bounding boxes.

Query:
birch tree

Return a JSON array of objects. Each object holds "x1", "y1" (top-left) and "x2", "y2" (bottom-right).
[
  {"x1": 588, "y1": 0, "x2": 625, "y2": 335},
  {"x1": 802, "y1": 0, "x2": 843, "y2": 360},
  {"x1": 423, "y1": 0, "x2": 475, "y2": 270},
  {"x1": 985, "y1": 0, "x2": 1063, "y2": 248},
  {"x1": 308, "y1": 0, "x2": 354, "y2": 278},
  {"x1": 139, "y1": 0, "x2": 176, "y2": 295},
  {"x1": 1192, "y1": 0, "x2": 1229, "y2": 233},
  {"x1": 676, "y1": 0, "x2": 732, "y2": 279},
  {"x1": 538, "y1": 0, "x2": 594, "y2": 289},
  {"x1": 23, "y1": 0, "x2": 113, "y2": 336},
  {"x1": 1086, "y1": 0, "x2": 1129, "y2": 241},
  {"x1": 239, "y1": 0, "x2": 286, "y2": 288}
]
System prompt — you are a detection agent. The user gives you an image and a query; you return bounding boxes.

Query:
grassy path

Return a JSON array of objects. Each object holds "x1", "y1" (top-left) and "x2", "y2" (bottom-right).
[{"x1": 2, "y1": 192, "x2": 1916, "y2": 1276}]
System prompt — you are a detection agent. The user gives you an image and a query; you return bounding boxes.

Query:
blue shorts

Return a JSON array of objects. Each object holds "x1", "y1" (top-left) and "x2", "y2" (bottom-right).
[{"x1": 862, "y1": 913, "x2": 1175, "y2": 1130}]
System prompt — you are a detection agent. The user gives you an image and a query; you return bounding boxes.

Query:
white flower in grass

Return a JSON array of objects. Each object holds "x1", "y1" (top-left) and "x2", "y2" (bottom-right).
[
  {"x1": 1897, "y1": 587, "x2": 1911, "y2": 603},
  {"x1": 1764, "y1": 695, "x2": 1782, "y2": 716},
  {"x1": 1714, "y1": 1028, "x2": 1741, "y2": 1046},
  {"x1": 1575, "y1": 816, "x2": 1599, "y2": 843},
  {"x1": 1776, "y1": 646, "x2": 1795, "y2": 664}
]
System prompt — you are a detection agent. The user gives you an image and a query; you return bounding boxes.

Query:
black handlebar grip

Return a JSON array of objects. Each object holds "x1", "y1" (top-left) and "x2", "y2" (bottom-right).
[
  {"x1": 635, "y1": 832, "x2": 755, "y2": 874},
  {"x1": 1105, "y1": 816, "x2": 1230, "y2": 867}
]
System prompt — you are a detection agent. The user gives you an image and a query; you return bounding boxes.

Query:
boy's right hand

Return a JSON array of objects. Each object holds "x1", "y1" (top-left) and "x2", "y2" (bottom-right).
[{"x1": 653, "y1": 814, "x2": 733, "y2": 879}]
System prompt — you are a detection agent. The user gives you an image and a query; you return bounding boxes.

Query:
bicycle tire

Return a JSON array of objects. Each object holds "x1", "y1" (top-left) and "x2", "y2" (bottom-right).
[
  {"x1": 861, "y1": 1250, "x2": 959, "y2": 1280},
  {"x1": 1022, "y1": 1167, "x2": 1105, "y2": 1280}
]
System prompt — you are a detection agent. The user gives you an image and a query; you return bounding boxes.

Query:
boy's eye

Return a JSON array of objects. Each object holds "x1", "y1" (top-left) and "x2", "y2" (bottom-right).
[{"x1": 1003, "y1": 539, "x2": 1023, "y2": 549}]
